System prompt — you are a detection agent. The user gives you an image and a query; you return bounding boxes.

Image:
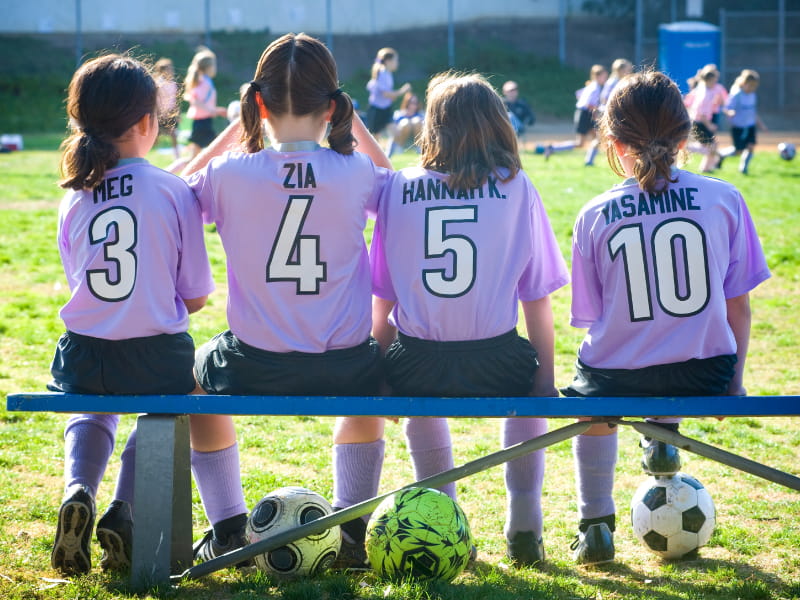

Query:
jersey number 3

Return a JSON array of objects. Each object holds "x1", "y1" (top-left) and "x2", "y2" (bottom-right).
[
  {"x1": 608, "y1": 218, "x2": 710, "y2": 321},
  {"x1": 267, "y1": 195, "x2": 327, "y2": 294},
  {"x1": 87, "y1": 206, "x2": 138, "y2": 302}
]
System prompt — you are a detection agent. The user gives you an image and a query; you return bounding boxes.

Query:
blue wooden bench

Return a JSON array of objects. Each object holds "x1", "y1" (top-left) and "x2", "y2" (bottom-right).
[{"x1": 6, "y1": 392, "x2": 800, "y2": 589}]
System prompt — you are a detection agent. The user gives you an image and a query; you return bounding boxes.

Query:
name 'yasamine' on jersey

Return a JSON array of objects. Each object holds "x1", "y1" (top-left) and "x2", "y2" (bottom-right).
[{"x1": 601, "y1": 186, "x2": 701, "y2": 225}]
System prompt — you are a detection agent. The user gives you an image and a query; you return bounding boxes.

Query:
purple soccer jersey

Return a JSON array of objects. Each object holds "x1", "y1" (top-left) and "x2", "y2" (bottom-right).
[
  {"x1": 57, "y1": 158, "x2": 214, "y2": 340},
  {"x1": 187, "y1": 145, "x2": 389, "y2": 353},
  {"x1": 570, "y1": 169, "x2": 770, "y2": 369},
  {"x1": 370, "y1": 167, "x2": 569, "y2": 341}
]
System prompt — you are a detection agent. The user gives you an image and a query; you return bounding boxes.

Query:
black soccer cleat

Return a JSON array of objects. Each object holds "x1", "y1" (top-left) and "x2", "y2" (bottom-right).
[
  {"x1": 193, "y1": 526, "x2": 252, "y2": 567},
  {"x1": 571, "y1": 522, "x2": 615, "y2": 565},
  {"x1": 641, "y1": 437, "x2": 682, "y2": 477},
  {"x1": 96, "y1": 500, "x2": 133, "y2": 572},
  {"x1": 506, "y1": 531, "x2": 545, "y2": 567},
  {"x1": 51, "y1": 484, "x2": 96, "y2": 576}
]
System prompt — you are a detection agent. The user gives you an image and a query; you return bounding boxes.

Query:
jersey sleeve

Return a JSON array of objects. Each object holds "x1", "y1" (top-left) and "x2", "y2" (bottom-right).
[
  {"x1": 569, "y1": 210, "x2": 603, "y2": 328},
  {"x1": 517, "y1": 180, "x2": 569, "y2": 302},
  {"x1": 185, "y1": 160, "x2": 218, "y2": 225},
  {"x1": 174, "y1": 186, "x2": 215, "y2": 301},
  {"x1": 369, "y1": 216, "x2": 397, "y2": 301},
  {"x1": 365, "y1": 164, "x2": 391, "y2": 218},
  {"x1": 723, "y1": 193, "x2": 771, "y2": 298}
]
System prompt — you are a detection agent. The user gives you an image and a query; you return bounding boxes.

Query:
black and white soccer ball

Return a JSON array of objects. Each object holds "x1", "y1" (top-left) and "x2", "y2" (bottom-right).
[
  {"x1": 778, "y1": 142, "x2": 796, "y2": 161},
  {"x1": 630, "y1": 473, "x2": 715, "y2": 559},
  {"x1": 245, "y1": 486, "x2": 340, "y2": 577}
]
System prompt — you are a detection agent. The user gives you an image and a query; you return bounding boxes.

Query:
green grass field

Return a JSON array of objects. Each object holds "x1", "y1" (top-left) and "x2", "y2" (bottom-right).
[{"x1": 0, "y1": 134, "x2": 798, "y2": 600}]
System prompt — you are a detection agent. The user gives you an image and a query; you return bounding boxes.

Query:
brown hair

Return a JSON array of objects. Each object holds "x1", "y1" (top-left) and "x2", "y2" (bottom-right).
[
  {"x1": 371, "y1": 47, "x2": 397, "y2": 81},
  {"x1": 419, "y1": 72, "x2": 520, "y2": 191},
  {"x1": 59, "y1": 54, "x2": 157, "y2": 190},
  {"x1": 185, "y1": 47, "x2": 216, "y2": 92},
  {"x1": 600, "y1": 70, "x2": 691, "y2": 193},
  {"x1": 734, "y1": 69, "x2": 760, "y2": 89},
  {"x1": 240, "y1": 33, "x2": 355, "y2": 155}
]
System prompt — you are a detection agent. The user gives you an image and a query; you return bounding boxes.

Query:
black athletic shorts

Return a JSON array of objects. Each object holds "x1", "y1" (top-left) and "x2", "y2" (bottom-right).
[
  {"x1": 48, "y1": 330, "x2": 196, "y2": 394},
  {"x1": 366, "y1": 105, "x2": 393, "y2": 134},
  {"x1": 692, "y1": 121, "x2": 716, "y2": 146},
  {"x1": 560, "y1": 354, "x2": 737, "y2": 398},
  {"x1": 731, "y1": 126, "x2": 757, "y2": 151},
  {"x1": 189, "y1": 117, "x2": 217, "y2": 148},
  {"x1": 574, "y1": 108, "x2": 595, "y2": 135},
  {"x1": 384, "y1": 329, "x2": 539, "y2": 397},
  {"x1": 194, "y1": 330, "x2": 382, "y2": 395}
]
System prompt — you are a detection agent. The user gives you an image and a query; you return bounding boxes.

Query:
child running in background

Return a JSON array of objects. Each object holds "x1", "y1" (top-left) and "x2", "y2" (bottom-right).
[
  {"x1": 722, "y1": 69, "x2": 767, "y2": 175},
  {"x1": 184, "y1": 47, "x2": 227, "y2": 161},
  {"x1": 684, "y1": 65, "x2": 722, "y2": 172},
  {"x1": 334, "y1": 72, "x2": 569, "y2": 568},
  {"x1": 575, "y1": 64, "x2": 608, "y2": 165},
  {"x1": 366, "y1": 47, "x2": 411, "y2": 145},
  {"x1": 584, "y1": 58, "x2": 633, "y2": 166},
  {"x1": 154, "y1": 57, "x2": 181, "y2": 159},
  {"x1": 48, "y1": 54, "x2": 244, "y2": 575},
  {"x1": 563, "y1": 70, "x2": 770, "y2": 565},
  {"x1": 181, "y1": 33, "x2": 392, "y2": 561}
]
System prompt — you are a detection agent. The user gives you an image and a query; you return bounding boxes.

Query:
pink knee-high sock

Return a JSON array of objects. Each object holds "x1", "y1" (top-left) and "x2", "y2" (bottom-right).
[
  {"x1": 332, "y1": 439, "x2": 385, "y2": 512},
  {"x1": 404, "y1": 417, "x2": 456, "y2": 500},
  {"x1": 502, "y1": 417, "x2": 547, "y2": 538}
]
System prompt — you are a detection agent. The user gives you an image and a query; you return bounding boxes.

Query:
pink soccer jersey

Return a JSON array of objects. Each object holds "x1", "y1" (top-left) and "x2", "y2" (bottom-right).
[
  {"x1": 370, "y1": 167, "x2": 569, "y2": 342},
  {"x1": 187, "y1": 145, "x2": 389, "y2": 353},
  {"x1": 570, "y1": 169, "x2": 770, "y2": 369},
  {"x1": 57, "y1": 158, "x2": 215, "y2": 340}
]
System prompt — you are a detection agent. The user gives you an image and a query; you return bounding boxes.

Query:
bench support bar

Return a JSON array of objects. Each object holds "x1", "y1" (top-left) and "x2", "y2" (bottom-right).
[{"x1": 131, "y1": 415, "x2": 193, "y2": 590}]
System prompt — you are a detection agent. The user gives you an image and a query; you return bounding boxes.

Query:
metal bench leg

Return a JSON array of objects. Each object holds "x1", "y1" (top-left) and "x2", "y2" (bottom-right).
[{"x1": 130, "y1": 414, "x2": 193, "y2": 589}]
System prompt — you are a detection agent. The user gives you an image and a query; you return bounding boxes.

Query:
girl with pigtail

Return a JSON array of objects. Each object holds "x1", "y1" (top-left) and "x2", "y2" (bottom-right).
[
  {"x1": 563, "y1": 70, "x2": 769, "y2": 565},
  {"x1": 49, "y1": 53, "x2": 245, "y2": 576},
  {"x1": 182, "y1": 32, "x2": 393, "y2": 561}
]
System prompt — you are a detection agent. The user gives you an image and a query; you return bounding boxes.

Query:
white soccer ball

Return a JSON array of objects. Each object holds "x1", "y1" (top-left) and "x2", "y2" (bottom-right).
[
  {"x1": 778, "y1": 142, "x2": 796, "y2": 161},
  {"x1": 630, "y1": 473, "x2": 715, "y2": 559},
  {"x1": 227, "y1": 100, "x2": 242, "y2": 123},
  {"x1": 246, "y1": 486, "x2": 341, "y2": 577}
]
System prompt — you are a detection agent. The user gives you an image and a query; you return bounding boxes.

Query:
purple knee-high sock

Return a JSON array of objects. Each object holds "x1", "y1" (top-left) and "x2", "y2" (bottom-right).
[
  {"x1": 191, "y1": 443, "x2": 248, "y2": 527},
  {"x1": 573, "y1": 431, "x2": 618, "y2": 521},
  {"x1": 404, "y1": 417, "x2": 456, "y2": 500},
  {"x1": 63, "y1": 413, "x2": 119, "y2": 497},
  {"x1": 113, "y1": 428, "x2": 136, "y2": 505},
  {"x1": 332, "y1": 439, "x2": 385, "y2": 521},
  {"x1": 502, "y1": 417, "x2": 547, "y2": 538}
]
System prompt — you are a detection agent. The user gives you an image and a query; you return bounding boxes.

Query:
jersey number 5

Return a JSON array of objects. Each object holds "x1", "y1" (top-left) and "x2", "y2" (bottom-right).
[
  {"x1": 267, "y1": 195, "x2": 327, "y2": 294},
  {"x1": 608, "y1": 218, "x2": 710, "y2": 321},
  {"x1": 86, "y1": 206, "x2": 138, "y2": 302},
  {"x1": 423, "y1": 206, "x2": 478, "y2": 298}
]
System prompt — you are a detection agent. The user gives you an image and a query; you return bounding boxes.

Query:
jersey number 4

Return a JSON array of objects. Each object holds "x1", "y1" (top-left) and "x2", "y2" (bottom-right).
[
  {"x1": 267, "y1": 195, "x2": 327, "y2": 294},
  {"x1": 86, "y1": 206, "x2": 137, "y2": 302},
  {"x1": 608, "y1": 218, "x2": 710, "y2": 321}
]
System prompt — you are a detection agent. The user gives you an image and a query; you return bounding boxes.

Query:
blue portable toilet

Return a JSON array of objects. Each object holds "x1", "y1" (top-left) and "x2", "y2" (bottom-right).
[{"x1": 659, "y1": 21, "x2": 720, "y2": 94}]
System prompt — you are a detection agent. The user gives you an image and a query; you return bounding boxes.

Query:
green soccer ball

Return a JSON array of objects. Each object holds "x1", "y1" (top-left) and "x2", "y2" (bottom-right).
[{"x1": 365, "y1": 487, "x2": 473, "y2": 581}]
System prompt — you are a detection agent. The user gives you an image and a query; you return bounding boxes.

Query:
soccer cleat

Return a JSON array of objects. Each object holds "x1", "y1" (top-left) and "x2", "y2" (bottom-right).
[
  {"x1": 51, "y1": 483, "x2": 96, "y2": 576},
  {"x1": 330, "y1": 537, "x2": 370, "y2": 570},
  {"x1": 641, "y1": 437, "x2": 681, "y2": 477},
  {"x1": 193, "y1": 526, "x2": 252, "y2": 567},
  {"x1": 571, "y1": 522, "x2": 615, "y2": 565},
  {"x1": 506, "y1": 531, "x2": 545, "y2": 567},
  {"x1": 96, "y1": 500, "x2": 133, "y2": 572}
]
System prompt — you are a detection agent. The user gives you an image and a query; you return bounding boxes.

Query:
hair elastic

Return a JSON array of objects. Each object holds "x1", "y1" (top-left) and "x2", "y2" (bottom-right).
[
  {"x1": 249, "y1": 80, "x2": 260, "y2": 94},
  {"x1": 250, "y1": 81, "x2": 268, "y2": 120},
  {"x1": 329, "y1": 88, "x2": 343, "y2": 100}
]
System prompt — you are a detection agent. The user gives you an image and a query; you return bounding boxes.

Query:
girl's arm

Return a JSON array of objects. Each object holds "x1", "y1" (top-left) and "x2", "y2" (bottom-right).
[
  {"x1": 521, "y1": 296, "x2": 558, "y2": 397},
  {"x1": 353, "y1": 114, "x2": 392, "y2": 169},
  {"x1": 726, "y1": 293, "x2": 751, "y2": 395},
  {"x1": 183, "y1": 295, "x2": 208, "y2": 314},
  {"x1": 371, "y1": 296, "x2": 397, "y2": 355},
  {"x1": 180, "y1": 120, "x2": 242, "y2": 176}
]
